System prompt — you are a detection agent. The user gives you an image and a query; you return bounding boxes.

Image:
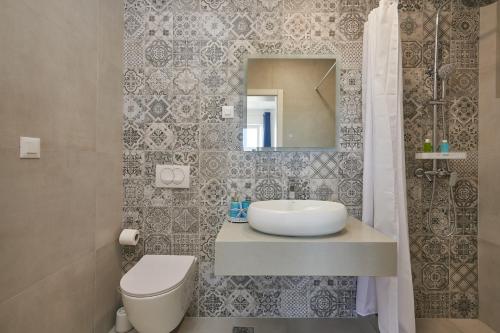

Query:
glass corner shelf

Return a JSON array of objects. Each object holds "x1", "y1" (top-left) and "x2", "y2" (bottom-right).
[{"x1": 415, "y1": 152, "x2": 467, "y2": 160}]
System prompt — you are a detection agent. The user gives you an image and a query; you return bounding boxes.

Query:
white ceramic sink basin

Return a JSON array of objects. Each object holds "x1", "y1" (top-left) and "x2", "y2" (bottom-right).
[{"x1": 247, "y1": 200, "x2": 348, "y2": 236}]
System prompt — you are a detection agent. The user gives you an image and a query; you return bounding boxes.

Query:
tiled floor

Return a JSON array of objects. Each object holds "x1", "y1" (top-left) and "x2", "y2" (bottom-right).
[
  {"x1": 173, "y1": 317, "x2": 379, "y2": 333},
  {"x1": 113, "y1": 317, "x2": 496, "y2": 333},
  {"x1": 416, "y1": 319, "x2": 496, "y2": 333}
]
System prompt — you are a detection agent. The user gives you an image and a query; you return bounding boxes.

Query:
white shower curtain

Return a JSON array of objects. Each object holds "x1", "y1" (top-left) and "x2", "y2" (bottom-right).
[{"x1": 356, "y1": 1, "x2": 416, "y2": 333}]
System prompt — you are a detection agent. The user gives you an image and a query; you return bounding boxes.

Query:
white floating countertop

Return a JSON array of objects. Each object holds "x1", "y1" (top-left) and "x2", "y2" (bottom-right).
[
  {"x1": 215, "y1": 216, "x2": 397, "y2": 277},
  {"x1": 415, "y1": 152, "x2": 467, "y2": 160}
]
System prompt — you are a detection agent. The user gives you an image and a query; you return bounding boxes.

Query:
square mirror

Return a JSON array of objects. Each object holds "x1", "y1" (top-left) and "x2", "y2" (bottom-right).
[{"x1": 243, "y1": 56, "x2": 340, "y2": 151}]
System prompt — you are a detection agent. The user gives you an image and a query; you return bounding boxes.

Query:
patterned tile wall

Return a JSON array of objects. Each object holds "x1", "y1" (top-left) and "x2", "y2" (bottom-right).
[
  {"x1": 402, "y1": 0, "x2": 479, "y2": 319},
  {"x1": 122, "y1": 0, "x2": 479, "y2": 319}
]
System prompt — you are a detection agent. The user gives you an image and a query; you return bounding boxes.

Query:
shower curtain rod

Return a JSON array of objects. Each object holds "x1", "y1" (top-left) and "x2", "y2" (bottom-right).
[{"x1": 314, "y1": 61, "x2": 337, "y2": 91}]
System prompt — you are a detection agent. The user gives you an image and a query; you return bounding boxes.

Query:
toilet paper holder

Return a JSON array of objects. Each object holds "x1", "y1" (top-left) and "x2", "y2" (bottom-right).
[{"x1": 119, "y1": 229, "x2": 139, "y2": 246}]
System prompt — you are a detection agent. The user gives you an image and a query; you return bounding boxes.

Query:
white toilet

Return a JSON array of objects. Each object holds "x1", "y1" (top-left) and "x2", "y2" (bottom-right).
[{"x1": 120, "y1": 255, "x2": 197, "y2": 333}]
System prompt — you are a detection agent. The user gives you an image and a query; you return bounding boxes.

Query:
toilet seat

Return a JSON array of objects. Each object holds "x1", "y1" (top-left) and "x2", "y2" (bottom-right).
[{"x1": 120, "y1": 255, "x2": 196, "y2": 298}]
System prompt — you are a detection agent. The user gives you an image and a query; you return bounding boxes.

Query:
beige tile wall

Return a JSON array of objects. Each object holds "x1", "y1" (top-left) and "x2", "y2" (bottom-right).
[
  {"x1": 478, "y1": 3, "x2": 500, "y2": 332},
  {"x1": 0, "y1": 0, "x2": 123, "y2": 332}
]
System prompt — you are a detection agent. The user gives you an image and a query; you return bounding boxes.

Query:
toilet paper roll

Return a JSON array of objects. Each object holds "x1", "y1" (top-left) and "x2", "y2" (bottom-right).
[{"x1": 119, "y1": 229, "x2": 139, "y2": 246}]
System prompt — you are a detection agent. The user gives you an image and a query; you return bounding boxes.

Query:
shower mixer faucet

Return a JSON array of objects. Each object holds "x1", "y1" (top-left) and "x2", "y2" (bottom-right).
[{"x1": 415, "y1": 168, "x2": 455, "y2": 182}]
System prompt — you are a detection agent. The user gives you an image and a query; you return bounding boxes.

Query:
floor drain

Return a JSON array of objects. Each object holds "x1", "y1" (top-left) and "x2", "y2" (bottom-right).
[{"x1": 232, "y1": 327, "x2": 254, "y2": 333}]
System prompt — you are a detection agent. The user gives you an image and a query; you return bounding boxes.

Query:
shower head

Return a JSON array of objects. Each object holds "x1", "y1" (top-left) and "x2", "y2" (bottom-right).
[
  {"x1": 461, "y1": 0, "x2": 497, "y2": 7},
  {"x1": 438, "y1": 63, "x2": 457, "y2": 80}
]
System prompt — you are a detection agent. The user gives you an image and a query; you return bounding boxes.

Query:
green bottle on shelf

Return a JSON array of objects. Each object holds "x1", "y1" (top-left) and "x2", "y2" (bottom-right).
[{"x1": 423, "y1": 138, "x2": 433, "y2": 152}]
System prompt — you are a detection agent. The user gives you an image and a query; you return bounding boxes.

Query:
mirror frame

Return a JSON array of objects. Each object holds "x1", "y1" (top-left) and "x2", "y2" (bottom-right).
[{"x1": 242, "y1": 54, "x2": 342, "y2": 152}]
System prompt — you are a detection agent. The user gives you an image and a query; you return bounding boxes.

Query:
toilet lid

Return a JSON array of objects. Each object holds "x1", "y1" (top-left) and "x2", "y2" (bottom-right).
[{"x1": 120, "y1": 255, "x2": 196, "y2": 298}]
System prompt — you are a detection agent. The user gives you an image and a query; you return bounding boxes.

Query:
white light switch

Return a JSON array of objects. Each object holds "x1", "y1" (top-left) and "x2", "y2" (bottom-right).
[
  {"x1": 20, "y1": 137, "x2": 40, "y2": 159},
  {"x1": 155, "y1": 165, "x2": 190, "y2": 188},
  {"x1": 222, "y1": 105, "x2": 234, "y2": 118}
]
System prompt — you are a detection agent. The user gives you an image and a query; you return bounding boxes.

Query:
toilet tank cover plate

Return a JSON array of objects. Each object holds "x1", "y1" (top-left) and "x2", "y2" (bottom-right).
[{"x1": 120, "y1": 255, "x2": 196, "y2": 297}]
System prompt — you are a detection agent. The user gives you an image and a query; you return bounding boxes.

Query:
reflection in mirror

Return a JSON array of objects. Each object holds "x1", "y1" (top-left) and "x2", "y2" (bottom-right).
[
  {"x1": 244, "y1": 58, "x2": 338, "y2": 151},
  {"x1": 245, "y1": 95, "x2": 280, "y2": 148}
]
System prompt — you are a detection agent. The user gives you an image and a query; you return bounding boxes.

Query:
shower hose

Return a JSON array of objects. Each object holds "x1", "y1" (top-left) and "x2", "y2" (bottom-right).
[{"x1": 427, "y1": 163, "x2": 458, "y2": 237}]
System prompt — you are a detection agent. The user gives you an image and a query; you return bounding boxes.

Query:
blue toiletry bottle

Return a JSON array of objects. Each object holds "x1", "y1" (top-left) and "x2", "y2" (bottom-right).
[
  {"x1": 440, "y1": 139, "x2": 449, "y2": 154},
  {"x1": 229, "y1": 192, "x2": 240, "y2": 219},
  {"x1": 229, "y1": 202, "x2": 240, "y2": 219},
  {"x1": 241, "y1": 196, "x2": 251, "y2": 209},
  {"x1": 241, "y1": 196, "x2": 251, "y2": 220}
]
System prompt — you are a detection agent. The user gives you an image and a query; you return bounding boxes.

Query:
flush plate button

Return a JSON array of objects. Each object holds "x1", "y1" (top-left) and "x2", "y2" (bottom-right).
[
  {"x1": 172, "y1": 168, "x2": 185, "y2": 184},
  {"x1": 156, "y1": 165, "x2": 190, "y2": 188},
  {"x1": 160, "y1": 168, "x2": 174, "y2": 184}
]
